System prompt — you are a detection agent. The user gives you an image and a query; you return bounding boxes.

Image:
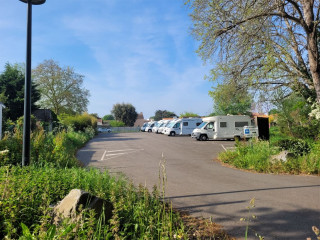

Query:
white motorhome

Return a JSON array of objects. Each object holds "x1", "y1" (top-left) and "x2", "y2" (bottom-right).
[
  {"x1": 158, "y1": 120, "x2": 171, "y2": 134},
  {"x1": 163, "y1": 118, "x2": 202, "y2": 136},
  {"x1": 152, "y1": 120, "x2": 164, "y2": 133},
  {"x1": 145, "y1": 121, "x2": 156, "y2": 132},
  {"x1": 191, "y1": 115, "x2": 257, "y2": 140},
  {"x1": 140, "y1": 122, "x2": 149, "y2": 132}
]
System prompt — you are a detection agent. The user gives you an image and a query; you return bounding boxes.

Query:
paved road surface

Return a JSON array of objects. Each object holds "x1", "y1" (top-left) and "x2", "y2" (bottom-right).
[{"x1": 77, "y1": 132, "x2": 320, "y2": 239}]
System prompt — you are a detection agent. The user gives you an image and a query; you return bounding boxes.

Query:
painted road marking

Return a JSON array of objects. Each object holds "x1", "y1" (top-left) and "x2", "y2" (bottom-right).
[
  {"x1": 221, "y1": 144, "x2": 235, "y2": 152},
  {"x1": 100, "y1": 148, "x2": 144, "y2": 161}
]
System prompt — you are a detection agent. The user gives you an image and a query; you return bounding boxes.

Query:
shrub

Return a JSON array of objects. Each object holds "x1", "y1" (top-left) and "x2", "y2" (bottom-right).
[
  {"x1": 60, "y1": 113, "x2": 97, "y2": 131},
  {"x1": 219, "y1": 138, "x2": 320, "y2": 175},
  {"x1": 109, "y1": 120, "x2": 125, "y2": 127},
  {"x1": 0, "y1": 127, "x2": 94, "y2": 168},
  {"x1": 0, "y1": 166, "x2": 187, "y2": 239},
  {"x1": 274, "y1": 139, "x2": 311, "y2": 156}
]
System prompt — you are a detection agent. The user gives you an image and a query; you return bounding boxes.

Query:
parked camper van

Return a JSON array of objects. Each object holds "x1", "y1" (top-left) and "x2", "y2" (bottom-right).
[
  {"x1": 145, "y1": 121, "x2": 156, "y2": 132},
  {"x1": 158, "y1": 120, "x2": 171, "y2": 134},
  {"x1": 191, "y1": 115, "x2": 257, "y2": 140},
  {"x1": 152, "y1": 120, "x2": 164, "y2": 133},
  {"x1": 163, "y1": 118, "x2": 202, "y2": 136},
  {"x1": 140, "y1": 122, "x2": 149, "y2": 132}
]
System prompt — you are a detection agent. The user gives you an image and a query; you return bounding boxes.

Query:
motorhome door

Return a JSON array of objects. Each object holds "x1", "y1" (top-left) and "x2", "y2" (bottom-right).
[{"x1": 206, "y1": 122, "x2": 215, "y2": 139}]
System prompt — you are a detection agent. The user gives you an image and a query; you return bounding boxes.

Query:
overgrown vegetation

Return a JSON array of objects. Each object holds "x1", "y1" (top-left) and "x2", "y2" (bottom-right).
[
  {"x1": 0, "y1": 166, "x2": 189, "y2": 239},
  {"x1": 0, "y1": 115, "x2": 232, "y2": 239},
  {"x1": 219, "y1": 131, "x2": 320, "y2": 175}
]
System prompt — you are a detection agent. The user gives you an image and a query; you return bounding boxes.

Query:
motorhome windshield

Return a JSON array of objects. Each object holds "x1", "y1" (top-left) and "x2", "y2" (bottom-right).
[
  {"x1": 167, "y1": 122, "x2": 176, "y2": 128},
  {"x1": 197, "y1": 122, "x2": 208, "y2": 129},
  {"x1": 164, "y1": 122, "x2": 171, "y2": 127}
]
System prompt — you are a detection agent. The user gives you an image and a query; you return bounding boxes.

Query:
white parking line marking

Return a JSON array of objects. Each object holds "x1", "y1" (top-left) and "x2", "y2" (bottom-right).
[
  {"x1": 101, "y1": 150, "x2": 107, "y2": 161},
  {"x1": 100, "y1": 148, "x2": 144, "y2": 161},
  {"x1": 221, "y1": 144, "x2": 236, "y2": 152}
]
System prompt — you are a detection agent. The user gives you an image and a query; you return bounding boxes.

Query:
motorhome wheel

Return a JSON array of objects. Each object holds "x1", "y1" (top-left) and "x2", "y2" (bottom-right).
[
  {"x1": 200, "y1": 134, "x2": 208, "y2": 141},
  {"x1": 170, "y1": 131, "x2": 175, "y2": 136}
]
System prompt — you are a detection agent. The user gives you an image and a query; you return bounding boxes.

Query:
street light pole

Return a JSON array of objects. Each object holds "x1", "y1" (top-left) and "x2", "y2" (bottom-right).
[{"x1": 20, "y1": 0, "x2": 46, "y2": 166}]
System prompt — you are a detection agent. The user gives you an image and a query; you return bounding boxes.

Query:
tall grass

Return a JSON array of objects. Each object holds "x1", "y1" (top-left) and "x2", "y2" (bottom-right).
[
  {"x1": 0, "y1": 127, "x2": 95, "y2": 168},
  {"x1": 0, "y1": 165, "x2": 187, "y2": 239},
  {"x1": 218, "y1": 138, "x2": 320, "y2": 175}
]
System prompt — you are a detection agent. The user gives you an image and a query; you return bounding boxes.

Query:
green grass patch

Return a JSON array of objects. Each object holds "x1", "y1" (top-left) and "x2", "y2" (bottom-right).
[
  {"x1": 0, "y1": 165, "x2": 188, "y2": 239},
  {"x1": 218, "y1": 138, "x2": 320, "y2": 175}
]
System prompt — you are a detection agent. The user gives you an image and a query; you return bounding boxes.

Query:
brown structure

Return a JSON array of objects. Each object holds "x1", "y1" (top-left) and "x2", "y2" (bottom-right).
[{"x1": 134, "y1": 112, "x2": 148, "y2": 127}]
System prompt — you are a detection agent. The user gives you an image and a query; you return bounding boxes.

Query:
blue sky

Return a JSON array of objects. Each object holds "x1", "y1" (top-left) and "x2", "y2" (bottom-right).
[{"x1": 0, "y1": 0, "x2": 214, "y2": 119}]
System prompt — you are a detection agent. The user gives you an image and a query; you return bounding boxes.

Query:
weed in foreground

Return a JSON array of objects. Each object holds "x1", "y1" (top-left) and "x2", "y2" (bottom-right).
[{"x1": 240, "y1": 198, "x2": 264, "y2": 240}]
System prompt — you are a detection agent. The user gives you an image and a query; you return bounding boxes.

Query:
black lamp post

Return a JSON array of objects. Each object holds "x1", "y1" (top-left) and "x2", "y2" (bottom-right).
[{"x1": 20, "y1": 0, "x2": 46, "y2": 166}]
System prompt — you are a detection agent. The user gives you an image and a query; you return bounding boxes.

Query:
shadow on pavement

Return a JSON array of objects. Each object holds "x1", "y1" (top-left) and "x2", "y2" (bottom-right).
[
  {"x1": 93, "y1": 133, "x2": 141, "y2": 142},
  {"x1": 167, "y1": 184, "x2": 320, "y2": 199}
]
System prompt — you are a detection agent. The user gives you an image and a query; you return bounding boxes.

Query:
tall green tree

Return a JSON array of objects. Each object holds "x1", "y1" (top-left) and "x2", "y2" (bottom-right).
[
  {"x1": 210, "y1": 83, "x2": 253, "y2": 115},
  {"x1": 188, "y1": 0, "x2": 320, "y2": 103},
  {"x1": 154, "y1": 110, "x2": 177, "y2": 121},
  {"x1": 0, "y1": 63, "x2": 40, "y2": 121},
  {"x1": 111, "y1": 103, "x2": 138, "y2": 126},
  {"x1": 103, "y1": 114, "x2": 114, "y2": 121},
  {"x1": 32, "y1": 59, "x2": 90, "y2": 115}
]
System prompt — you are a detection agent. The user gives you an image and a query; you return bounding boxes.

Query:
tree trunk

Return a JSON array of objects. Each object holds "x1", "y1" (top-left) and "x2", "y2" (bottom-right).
[{"x1": 303, "y1": 0, "x2": 320, "y2": 103}]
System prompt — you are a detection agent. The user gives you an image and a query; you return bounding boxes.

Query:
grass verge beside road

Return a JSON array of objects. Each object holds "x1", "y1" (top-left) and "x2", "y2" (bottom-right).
[
  {"x1": 0, "y1": 127, "x2": 232, "y2": 239},
  {"x1": 218, "y1": 128, "x2": 320, "y2": 175}
]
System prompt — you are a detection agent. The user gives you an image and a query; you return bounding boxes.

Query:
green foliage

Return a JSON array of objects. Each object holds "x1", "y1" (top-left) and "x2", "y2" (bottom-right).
[
  {"x1": 154, "y1": 110, "x2": 177, "y2": 121},
  {"x1": 218, "y1": 137, "x2": 320, "y2": 175},
  {"x1": 180, "y1": 112, "x2": 200, "y2": 118},
  {"x1": 0, "y1": 166, "x2": 187, "y2": 239},
  {"x1": 209, "y1": 83, "x2": 252, "y2": 115},
  {"x1": 0, "y1": 126, "x2": 94, "y2": 168},
  {"x1": 273, "y1": 94, "x2": 320, "y2": 139},
  {"x1": 111, "y1": 103, "x2": 138, "y2": 126},
  {"x1": 188, "y1": 0, "x2": 320, "y2": 103},
  {"x1": 60, "y1": 113, "x2": 97, "y2": 132},
  {"x1": 219, "y1": 140, "x2": 277, "y2": 172},
  {"x1": 108, "y1": 120, "x2": 125, "y2": 127},
  {"x1": 102, "y1": 114, "x2": 114, "y2": 121},
  {"x1": 33, "y1": 59, "x2": 90, "y2": 115},
  {"x1": 275, "y1": 139, "x2": 311, "y2": 157},
  {"x1": 0, "y1": 63, "x2": 40, "y2": 121}
]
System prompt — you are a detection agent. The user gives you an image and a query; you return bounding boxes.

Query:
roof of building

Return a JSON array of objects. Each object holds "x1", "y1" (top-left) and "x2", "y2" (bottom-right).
[{"x1": 134, "y1": 112, "x2": 148, "y2": 127}]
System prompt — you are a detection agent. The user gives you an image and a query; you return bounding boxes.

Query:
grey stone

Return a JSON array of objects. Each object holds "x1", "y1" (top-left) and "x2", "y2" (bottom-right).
[
  {"x1": 271, "y1": 150, "x2": 295, "y2": 163},
  {"x1": 53, "y1": 189, "x2": 113, "y2": 224}
]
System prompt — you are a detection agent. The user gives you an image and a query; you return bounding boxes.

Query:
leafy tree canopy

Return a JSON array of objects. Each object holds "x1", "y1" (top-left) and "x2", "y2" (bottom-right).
[
  {"x1": 103, "y1": 114, "x2": 114, "y2": 121},
  {"x1": 210, "y1": 82, "x2": 253, "y2": 115},
  {"x1": 188, "y1": 0, "x2": 320, "y2": 104},
  {"x1": 180, "y1": 112, "x2": 200, "y2": 118},
  {"x1": 33, "y1": 59, "x2": 90, "y2": 115},
  {"x1": 111, "y1": 103, "x2": 138, "y2": 126},
  {"x1": 0, "y1": 63, "x2": 40, "y2": 121},
  {"x1": 154, "y1": 110, "x2": 177, "y2": 121},
  {"x1": 90, "y1": 113, "x2": 100, "y2": 119}
]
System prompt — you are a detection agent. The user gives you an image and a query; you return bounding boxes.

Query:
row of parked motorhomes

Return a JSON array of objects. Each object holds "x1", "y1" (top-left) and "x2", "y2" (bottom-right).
[{"x1": 141, "y1": 115, "x2": 260, "y2": 141}]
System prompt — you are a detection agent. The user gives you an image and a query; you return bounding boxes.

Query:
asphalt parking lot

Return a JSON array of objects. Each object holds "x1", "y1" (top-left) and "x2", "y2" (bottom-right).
[{"x1": 77, "y1": 132, "x2": 320, "y2": 239}]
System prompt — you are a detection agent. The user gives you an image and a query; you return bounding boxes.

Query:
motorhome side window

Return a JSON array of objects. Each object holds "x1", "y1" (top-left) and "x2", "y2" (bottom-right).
[
  {"x1": 196, "y1": 122, "x2": 201, "y2": 126},
  {"x1": 235, "y1": 122, "x2": 249, "y2": 127},
  {"x1": 174, "y1": 123, "x2": 180, "y2": 128},
  {"x1": 183, "y1": 122, "x2": 188, "y2": 126},
  {"x1": 220, "y1": 122, "x2": 227, "y2": 128}
]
